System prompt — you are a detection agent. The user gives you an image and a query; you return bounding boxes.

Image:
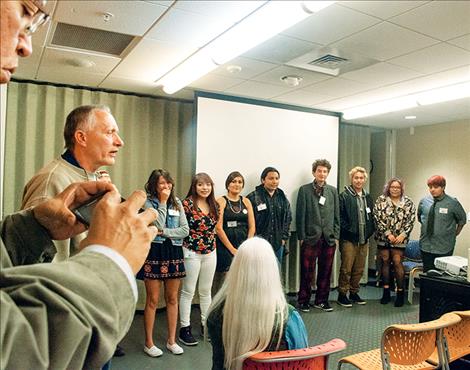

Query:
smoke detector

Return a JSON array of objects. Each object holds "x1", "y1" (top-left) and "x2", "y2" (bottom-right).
[
  {"x1": 281, "y1": 75, "x2": 302, "y2": 87},
  {"x1": 226, "y1": 65, "x2": 242, "y2": 74},
  {"x1": 65, "y1": 58, "x2": 96, "y2": 68}
]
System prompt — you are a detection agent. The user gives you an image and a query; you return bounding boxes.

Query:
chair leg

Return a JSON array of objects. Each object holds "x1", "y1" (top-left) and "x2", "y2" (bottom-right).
[{"x1": 407, "y1": 273, "x2": 414, "y2": 304}]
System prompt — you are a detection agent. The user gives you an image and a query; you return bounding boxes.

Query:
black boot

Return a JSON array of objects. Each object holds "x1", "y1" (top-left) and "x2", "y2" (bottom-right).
[
  {"x1": 380, "y1": 288, "x2": 391, "y2": 304},
  {"x1": 394, "y1": 290, "x2": 405, "y2": 307},
  {"x1": 179, "y1": 326, "x2": 198, "y2": 346}
]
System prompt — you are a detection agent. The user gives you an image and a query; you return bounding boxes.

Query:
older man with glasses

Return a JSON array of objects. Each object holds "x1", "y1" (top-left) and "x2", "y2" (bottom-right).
[
  {"x1": 0, "y1": 0, "x2": 49, "y2": 83},
  {"x1": 1, "y1": 1, "x2": 159, "y2": 369}
]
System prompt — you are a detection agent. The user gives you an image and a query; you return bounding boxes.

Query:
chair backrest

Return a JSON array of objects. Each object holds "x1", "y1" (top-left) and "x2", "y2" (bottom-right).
[
  {"x1": 243, "y1": 338, "x2": 346, "y2": 370},
  {"x1": 380, "y1": 312, "x2": 461, "y2": 368},
  {"x1": 444, "y1": 310, "x2": 470, "y2": 360},
  {"x1": 404, "y1": 240, "x2": 422, "y2": 261}
]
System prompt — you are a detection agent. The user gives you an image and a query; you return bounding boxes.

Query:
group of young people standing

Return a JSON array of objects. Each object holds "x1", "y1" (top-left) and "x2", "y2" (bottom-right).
[
  {"x1": 138, "y1": 160, "x2": 467, "y2": 363},
  {"x1": 138, "y1": 167, "x2": 292, "y2": 359},
  {"x1": 296, "y1": 160, "x2": 466, "y2": 313}
]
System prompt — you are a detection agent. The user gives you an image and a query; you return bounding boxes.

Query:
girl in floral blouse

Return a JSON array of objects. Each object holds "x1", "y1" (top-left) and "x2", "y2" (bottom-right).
[
  {"x1": 373, "y1": 177, "x2": 415, "y2": 307},
  {"x1": 179, "y1": 173, "x2": 219, "y2": 346}
]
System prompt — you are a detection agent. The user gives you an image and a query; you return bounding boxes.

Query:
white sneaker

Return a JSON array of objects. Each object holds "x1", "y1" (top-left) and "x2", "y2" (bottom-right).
[
  {"x1": 166, "y1": 342, "x2": 184, "y2": 355},
  {"x1": 144, "y1": 345, "x2": 163, "y2": 357}
]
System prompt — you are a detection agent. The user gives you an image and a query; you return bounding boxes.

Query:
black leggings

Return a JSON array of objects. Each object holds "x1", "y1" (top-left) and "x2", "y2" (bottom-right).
[{"x1": 379, "y1": 247, "x2": 405, "y2": 290}]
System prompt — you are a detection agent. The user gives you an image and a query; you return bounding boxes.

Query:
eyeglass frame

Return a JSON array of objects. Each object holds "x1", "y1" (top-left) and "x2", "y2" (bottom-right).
[{"x1": 23, "y1": 0, "x2": 51, "y2": 36}]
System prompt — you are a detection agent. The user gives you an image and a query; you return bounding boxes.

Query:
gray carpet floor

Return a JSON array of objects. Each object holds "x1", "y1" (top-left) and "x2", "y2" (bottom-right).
[{"x1": 112, "y1": 285, "x2": 419, "y2": 370}]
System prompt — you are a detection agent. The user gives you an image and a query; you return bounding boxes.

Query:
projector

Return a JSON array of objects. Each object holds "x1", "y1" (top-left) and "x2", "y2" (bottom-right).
[{"x1": 434, "y1": 256, "x2": 468, "y2": 275}]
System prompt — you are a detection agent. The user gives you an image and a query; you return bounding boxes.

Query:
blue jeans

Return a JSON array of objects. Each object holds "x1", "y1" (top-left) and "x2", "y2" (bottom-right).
[{"x1": 102, "y1": 360, "x2": 111, "y2": 370}]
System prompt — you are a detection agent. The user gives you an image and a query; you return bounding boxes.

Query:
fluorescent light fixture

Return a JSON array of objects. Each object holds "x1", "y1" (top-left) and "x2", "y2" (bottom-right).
[
  {"x1": 159, "y1": 51, "x2": 217, "y2": 95},
  {"x1": 343, "y1": 80, "x2": 470, "y2": 120},
  {"x1": 209, "y1": 1, "x2": 324, "y2": 65},
  {"x1": 416, "y1": 81, "x2": 470, "y2": 105},
  {"x1": 343, "y1": 96, "x2": 417, "y2": 120},
  {"x1": 405, "y1": 115, "x2": 416, "y2": 120},
  {"x1": 156, "y1": 1, "x2": 335, "y2": 94}
]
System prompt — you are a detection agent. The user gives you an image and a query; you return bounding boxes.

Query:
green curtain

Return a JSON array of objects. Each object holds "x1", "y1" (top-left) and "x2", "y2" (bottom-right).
[
  {"x1": 338, "y1": 123, "x2": 371, "y2": 191},
  {"x1": 3, "y1": 82, "x2": 195, "y2": 215}
]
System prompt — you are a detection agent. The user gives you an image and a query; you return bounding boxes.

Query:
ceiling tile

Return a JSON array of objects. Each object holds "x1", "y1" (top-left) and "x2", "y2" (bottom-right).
[
  {"x1": 110, "y1": 38, "x2": 195, "y2": 81},
  {"x1": 366, "y1": 65, "x2": 470, "y2": 98},
  {"x1": 212, "y1": 57, "x2": 278, "y2": 80},
  {"x1": 389, "y1": 43, "x2": 470, "y2": 74},
  {"x1": 242, "y1": 35, "x2": 320, "y2": 64},
  {"x1": 341, "y1": 62, "x2": 423, "y2": 88},
  {"x1": 316, "y1": 64, "x2": 470, "y2": 114},
  {"x1": 339, "y1": 1, "x2": 428, "y2": 20},
  {"x1": 447, "y1": 34, "x2": 470, "y2": 52},
  {"x1": 271, "y1": 89, "x2": 334, "y2": 107},
  {"x1": 99, "y1": 76, "x2": 159, "y2": 94},
  {"x1": 142, "y1": 1, "x2": 175, "y2": 6},
  {"x1": 172, "y1": 1, "x2": 263, "y2": 20},
  {"x1": 252, "y1": 66, "x2": 330, "y2": 87},
  {"x1": 190, "y1": 74, "x2": 244, "y2": 91},
  {"x1": 36, "y1": 69, "x2": 106, "y2": 86},
  {"x1": 390, "y1": 1, "x2": 470, "y2": 41},
  {"x1": 54, "y1": 0, "x2": 169, "y2": 36},
  {"x1": 39, "y1": 47, "x2": 120, "y2": 75},
  {"x1": 303, "y1": 77, "x2": 374, "y2": 98},
  {"x1": 146, "y1": 8, "x2": 234, "y2": 47},
  {"x1": 99, "y1": 76, "x2": 194, "y2": 100},
  {"x1": 224, "y1": 81, "x2": 293, "y2": 100},
  {"x1": 331, "y1": 22, "x2": 438, "y2": 61},
  {"x1": 348, "y1": 98, "x2": 470, "y2": 129},
  {"x1": 282, "y1": 3, "x2": 381, "y2": 45}
]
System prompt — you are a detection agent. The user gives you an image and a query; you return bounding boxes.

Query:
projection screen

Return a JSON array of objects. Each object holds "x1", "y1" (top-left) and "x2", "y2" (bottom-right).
[{"x1": 195, "y1": 93, "x2": 340, "y2": 230}]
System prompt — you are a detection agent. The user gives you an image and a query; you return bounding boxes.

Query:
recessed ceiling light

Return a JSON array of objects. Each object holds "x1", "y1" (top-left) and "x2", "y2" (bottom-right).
[{"x1": 405, "y1": 115, "x2": 416, "y2": 120}]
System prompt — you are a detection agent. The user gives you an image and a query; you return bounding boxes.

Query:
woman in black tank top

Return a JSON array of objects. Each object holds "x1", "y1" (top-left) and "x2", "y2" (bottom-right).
[{"x1": 215, "y1": 172, "x2": 255, "y2": 273}]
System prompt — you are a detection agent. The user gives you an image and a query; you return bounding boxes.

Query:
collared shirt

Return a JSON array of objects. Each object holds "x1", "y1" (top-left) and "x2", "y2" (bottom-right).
[{"x1": 418, "y1": 193, "x2": 467, "y2": 254}]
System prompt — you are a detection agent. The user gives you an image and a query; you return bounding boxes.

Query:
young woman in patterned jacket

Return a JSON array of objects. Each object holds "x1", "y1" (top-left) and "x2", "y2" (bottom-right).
[{"x1": 373, "y1": 177, "x2": 416, "y2": 307}]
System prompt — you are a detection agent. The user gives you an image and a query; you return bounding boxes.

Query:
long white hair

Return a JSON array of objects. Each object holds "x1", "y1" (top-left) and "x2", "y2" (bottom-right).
[{"x1": 208, "y1": 237, "x2": 287, "y2": 370}]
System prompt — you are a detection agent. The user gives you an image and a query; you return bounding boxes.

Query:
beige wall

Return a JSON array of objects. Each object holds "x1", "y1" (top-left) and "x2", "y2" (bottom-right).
[{"x1": 395, "y1": 119, "x2": 470, "y2": 257}]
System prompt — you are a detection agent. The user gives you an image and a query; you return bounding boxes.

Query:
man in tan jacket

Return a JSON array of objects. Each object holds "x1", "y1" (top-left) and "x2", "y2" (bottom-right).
[{"x1": 21, "y1": 104, "x2": 124, "y2": 261}]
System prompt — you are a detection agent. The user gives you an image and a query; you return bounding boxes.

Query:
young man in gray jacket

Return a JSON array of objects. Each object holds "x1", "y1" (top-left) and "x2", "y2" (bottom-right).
[{"x1": 296, "y1": 159, "x2": 339, "y2": 312}]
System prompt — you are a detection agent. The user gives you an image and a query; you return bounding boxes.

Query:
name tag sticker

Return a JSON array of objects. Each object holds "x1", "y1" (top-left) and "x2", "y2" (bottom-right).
[
  {"x1": 227, "y1": 221, "x2": 237, "y2": 228},
  {"x1": 439, "y1": 208, "x2": 448, "y2": 214},
  {"x1": 319, "y1": 196, "x2": 326, "y2": 205},
  {"x1": 366, "y1": 207, "x2": 371, "y2": 214},
  {"x1": 257, "y1": 203, "x2": 267, "y2": 211},
  {"x1": 168, "y1": 209, "x2": 180, "y2": 216}
]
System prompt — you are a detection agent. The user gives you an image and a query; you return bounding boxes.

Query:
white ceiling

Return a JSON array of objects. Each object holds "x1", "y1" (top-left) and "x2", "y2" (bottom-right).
[{"x1": 15, "y1": 0, "x2": 470, "y2": 129}]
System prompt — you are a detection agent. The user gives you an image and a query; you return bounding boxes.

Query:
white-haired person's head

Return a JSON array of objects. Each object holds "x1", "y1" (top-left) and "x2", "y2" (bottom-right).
[{"x1": 208, "y1": 237, "x2": 287, "y2": 370}]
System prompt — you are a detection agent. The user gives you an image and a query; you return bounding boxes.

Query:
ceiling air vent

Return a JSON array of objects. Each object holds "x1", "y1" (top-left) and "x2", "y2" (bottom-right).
[
  {"x1": 286, "y1": 47, "x2": 378, "y2": 76},
  {"x1": 308, "y1": 54, "x2": 349, "y2": 68},
  {"x1": 51, "y1": 23, "x2": 135, "y2": 56}
]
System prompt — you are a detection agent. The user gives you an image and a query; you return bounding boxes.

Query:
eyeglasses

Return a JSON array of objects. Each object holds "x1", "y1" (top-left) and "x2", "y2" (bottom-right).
[{"x1": 23, "y1": 0, "x2": 50, "y2": 36}]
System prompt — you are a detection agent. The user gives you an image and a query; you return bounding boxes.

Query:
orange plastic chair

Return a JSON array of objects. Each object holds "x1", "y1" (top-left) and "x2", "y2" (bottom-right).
[
  {"x1": 427, "y1": 310, "x2": 470, "y2": 366},
  {"x1": 243, "y1": 338, "x2": 346, "y2": 370},
  {"x1": 337, "y1": 312, "x2": 461, "y2": 370}
]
